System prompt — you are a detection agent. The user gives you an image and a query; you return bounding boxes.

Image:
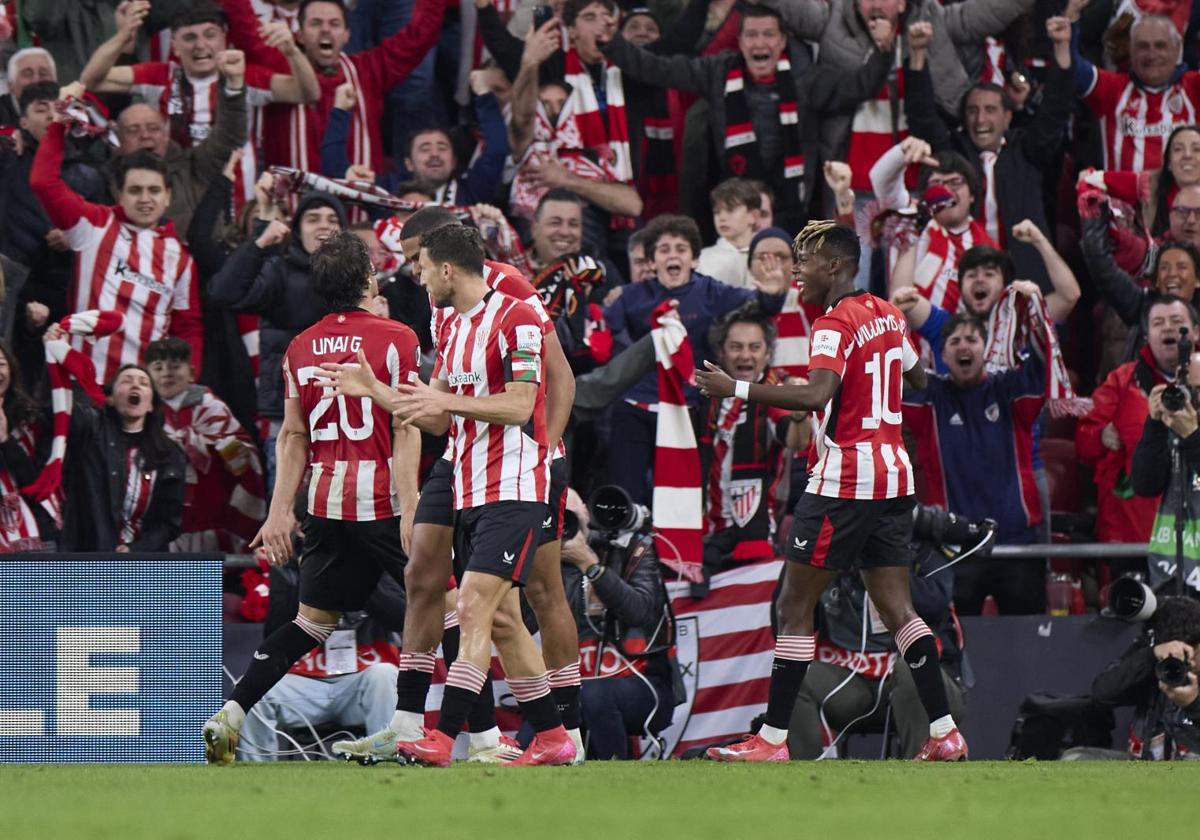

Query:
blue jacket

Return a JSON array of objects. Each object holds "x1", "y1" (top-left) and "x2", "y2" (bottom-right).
[
  {"x1": 902, "y1": 357, "x2": 1046, "y2": 545},
  {"x1": 320, "y1": 93, "x2": 510, "y2": 208},
  {"x1": 603, "y1": 271, "x2": 784, "y2": 406}
]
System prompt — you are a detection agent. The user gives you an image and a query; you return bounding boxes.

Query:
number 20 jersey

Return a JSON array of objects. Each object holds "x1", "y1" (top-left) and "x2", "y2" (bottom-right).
[
  {"x1": 805, "y1": 291, "x2": 919, "y2": 500},
  {"x1": 283, "y1": 310, "x2": 420, "y2": 521}
]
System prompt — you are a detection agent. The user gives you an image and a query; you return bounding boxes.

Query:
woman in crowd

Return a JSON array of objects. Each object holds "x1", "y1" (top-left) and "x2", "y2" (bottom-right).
[{"x1": 0, "y1": 341, "x2": 46, "y2": 551}]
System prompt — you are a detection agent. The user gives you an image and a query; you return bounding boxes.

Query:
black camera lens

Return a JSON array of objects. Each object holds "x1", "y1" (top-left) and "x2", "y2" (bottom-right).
[
  {"x1": 1161, "y1": 384, "x2": 1189, "y2": 413},
  {"x1": 1156, "y1": 655, "x2": 1192, "y2": 688},
  {"x1": 560, "y1": 510, "x2": 579, "y2": 542},
  {"x1": 589, "y1": 485, "x2": 635, "y2": 531}
]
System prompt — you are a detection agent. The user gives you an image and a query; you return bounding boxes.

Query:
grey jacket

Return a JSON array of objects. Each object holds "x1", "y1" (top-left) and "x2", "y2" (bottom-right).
[{"x1": 760, "y1": 0, "x2": 1031, "y2": 167}]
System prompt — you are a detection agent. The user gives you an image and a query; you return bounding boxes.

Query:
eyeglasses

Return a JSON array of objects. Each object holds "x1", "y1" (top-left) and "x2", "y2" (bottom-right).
[
  {"x1": 928, "y1": 176, "x2": 967, "y2": 190},
  {"x1": 1171, "y1": 206, "x2": 1200, "y2": 219}
]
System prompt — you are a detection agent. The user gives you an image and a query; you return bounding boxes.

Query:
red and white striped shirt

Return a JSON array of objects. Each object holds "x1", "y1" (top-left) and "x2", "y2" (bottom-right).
[
  {"x1": 30, "y1": 124, "x2": 204, "y2": 386},
  {"x1": 436, "y1": 291, "x2": 550, "y2": 510},
  {"x1": 848, "y1": 52, "x2": 907, "y2": 192},
  {"x1": 1084, "y1": 67, "x2": 1200, "y2": 172},
  {"x1": 129, "y1": 61, "x2": 276, "y2": 203},
  {"x1": 771, "y1": 287, "x2": 823, "y2": 378},
  {"x1": 913, "y1": 219, "x2": 995, "y2": 313},
  {"x1": 283, "y1": 310, "x2": 420, "y2": 521},
  {"x1": 0, "y1": 425, "x2": 43, "y2": 552},
  {"x1": 805, "y1": 291, "x2": 917, "y2": 500},
  {"x1": 251, "y1": 0, "x2": 300, "y2": 31}
]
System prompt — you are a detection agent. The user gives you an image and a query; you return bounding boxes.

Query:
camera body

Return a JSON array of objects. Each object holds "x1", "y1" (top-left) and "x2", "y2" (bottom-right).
[
  {"x1": 1156, "y1": 655, "x2": 1192, "y2": 688},
  {"x1": 584, "y1": 484, "x2": 652, "y2": 547},
  {"x1": 1160, "y1": 327, "x2": 1194, "y2": 413}
]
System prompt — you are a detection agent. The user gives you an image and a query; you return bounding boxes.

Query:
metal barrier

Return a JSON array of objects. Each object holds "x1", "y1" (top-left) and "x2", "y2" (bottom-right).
[{"x1": 220, "y1": 542, "x2": 1153, "y2": 567}]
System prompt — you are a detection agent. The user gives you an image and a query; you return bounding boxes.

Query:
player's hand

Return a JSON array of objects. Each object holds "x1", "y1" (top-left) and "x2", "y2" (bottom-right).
[
  {"x1": 316, "y1": 348, "x2": 382, "y2": 398},
  {"x1": 115, "y1": 1, "x2": 150, "y2": 41},
  {"x1": 345, "y1": 163, "x2": 374, "y2": 183},
  {"x1": 1046, "y1": 16, "x2": 1072, "y2": 45},
  {"x1": 1010, "y1": 219, "x2": 1044, "y2": 245},
  {"x1": 334, "y1": 81, "x2": 358, "y2": 111},
  {"x1": 255, "y1": 219, "x2": 291, "y2": 249},
  {"x1": 222, "y1": 147, "x2": 244, "y2": 184},
  {"x1": 216, "y1": 50, "x2": 246, "y2": 88},
  {"x1": 867, "y1": 16, "x2": 895, "y2": 52},
  {"x1": 522, "y1": 20, "x2": 563, "y2": 70},
  {"x1": 1011, "y1": 279, "x2": 1041, "y2": 299},
  {"x1": 1101, "y1": 422, "x2": 1122, "y2": 451},
  {"x1": 400, "y1": 514, "x2": 414, "y2": 558},
  {"x1": 823, "y1": 160, "x2": 852, "y2": 194},
  {"x1": 250, "y1": 509, "x2": 299, "y2": 566},
  {"x1": 57, "y1": 81, "x2": 87, "y2": 105},
  {"x1": 42, "y1": 323, "x2": 65, "y2": 344},
  {"x1": 890, "y1": 285, "x2": 921, "y2": 312},
  {"x1": 751, "y1": 253, "x2": 790, "y2": 296},
  {"x1": 391, "y1": 377, "x2": 449, "y2": 426},
  {"x1": 260, "y1": 21, "x2": 299, "y2": 56},
  {"x1": 906, "y1": 21, "x2": 933, "y2": 53},
  {"x1": 695, "y1": 360, "x2": 737, "y2": 400}
]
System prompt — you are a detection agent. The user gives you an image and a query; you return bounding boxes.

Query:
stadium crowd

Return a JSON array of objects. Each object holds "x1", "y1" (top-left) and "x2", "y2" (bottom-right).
[{"x1": 6, "y1": 0, "x2": 1200, "y2": 760}]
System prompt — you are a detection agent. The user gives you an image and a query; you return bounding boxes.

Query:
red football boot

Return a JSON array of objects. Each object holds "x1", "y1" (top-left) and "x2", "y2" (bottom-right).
[
  {"x1": 913, "y1": 729, "x2": 969, "y2": 761},
  {"x1": 505, "y1": 726, "x2": 577, "y2": 766},
  {"x1": 396, "y1": 727, "x2": 455, "y2": 767},
  {"x1": 706, "y1": 733, "x2": 789, "y2": 762}
]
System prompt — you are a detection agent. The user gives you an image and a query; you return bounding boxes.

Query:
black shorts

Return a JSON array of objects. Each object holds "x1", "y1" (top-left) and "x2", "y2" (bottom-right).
[
  {"x1": 413, "y1": 457, "x2": 454, "y2": 528},
  {"x1": 299, "y1": 515, "x2": 406, "y2": 611},
  {"x1": 453, "y1": 501, "x2": 547, "y2": 587},
  {"x1": 539, "y1": 458, "x2": 569, "y2": 546},
  {"x1": 785, "y1": 494, "x2": 915, "y2": 572}
]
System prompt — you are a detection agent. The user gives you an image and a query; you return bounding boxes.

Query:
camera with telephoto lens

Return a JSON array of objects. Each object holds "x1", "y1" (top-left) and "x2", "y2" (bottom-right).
[
  {"x1": 1106, "y1": 575, "x2": 1159, "y2": 622},
  {"x1": 1156, "y1": 655, "x2": 1193, "y2": 688},
  {"x1": 587, "y1": 484, "x2": 651, "y2": 540},
  {"x1": 1160, "y1": 327, "x2": 1193, "y2": 412},
  {"x1": 911, "y1": 504, "x2": 996, "y2": 555}
]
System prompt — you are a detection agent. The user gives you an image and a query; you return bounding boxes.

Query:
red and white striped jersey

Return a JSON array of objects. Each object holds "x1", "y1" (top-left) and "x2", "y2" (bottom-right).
[
  {"x1": 847, "y1": 53, "x2": 908, "y2": 192},
  {"x1": 129, "y1": 61, "x2": 276, "y2": 203},
  {"x1": 436, "y1": 291, "x2": 550, "y2": 509},
  {"x1": 913, "y1": 219, "x2": 996, "y2": 313},
  {"x1": 1084, "y1": 68, "x2": 1200, "y2": 172},
  {"x1": 251, "y1": 0, "x2": 300, "y2": 31},
  {"x1": 771, "y1": 287, "x2": 824, "y2": 378},
  {"x1": 805, "y1": 291, "x2": 918, "y2": 500},
  {"x1": 0, "y1": 425, "x2": 44, "y2": 552},
  {"x1": 283, "y1": 310, "x2": 420, "y2": 521}
]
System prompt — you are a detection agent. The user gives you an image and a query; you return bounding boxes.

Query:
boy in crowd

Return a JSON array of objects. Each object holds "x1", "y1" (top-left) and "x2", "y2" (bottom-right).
[{"x1": 697, "y1": 179, "x2": 761, "y2": 289}]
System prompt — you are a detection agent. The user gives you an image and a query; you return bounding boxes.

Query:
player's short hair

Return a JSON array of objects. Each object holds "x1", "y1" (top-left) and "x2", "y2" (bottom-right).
[
  {"x1": 171, "y1": 1, "x2": 228, "y2": 31},
  {"x1": 145, "y1": 337, "x2": 193, "y2": 365},
  {"x1": 401, "y1": 206, "x2": 461, "y2": 244},
  {"x1": 942, "y1": 313, "x2": 988, "y2": 343},
  {"x1": 116, "y1": 152, "x2": 170, "y2": 190},
  {"x1": 299, "y1": 0, "x2": 348, "y2": 25},
  {"x1": 18, "y1": 81, "x2": 58, "y2": 115},
  {"x1": 738, "y1": 4, "x2": 784, "y2": 35},
  {"x1": 793, "y1": 220, "x2": 860, "y2": 268},
  {"x1": 1146, "y1": 293, "x2": 1200, "y2": 329},
  {"x1": 708, "y1": 300, "x2": 777, "y2": 359},
  {"x1": 421, "y1": 224, "x2": 486, "y2": 275},
  {"x1": 710, "y1": 177, "x2": 762, "y2": 213},
  {"x1": 312, "y1": 230, "x2": 373, "y2": 312},
  {"x1": 563, "y1": 0, "x2": 618, "y2": 27},
  {"x1": 534, "y1": 188, "x2": 585, "y2": 221},
  {"x1": 644, "y1": 214, "x2": 703, "y2": 259},
  {"x1": 957, "y1": 245, "x2": 1014, "y2": 286}
]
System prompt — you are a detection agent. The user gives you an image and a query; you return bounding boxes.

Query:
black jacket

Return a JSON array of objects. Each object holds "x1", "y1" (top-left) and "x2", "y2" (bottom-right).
[
  {"x1": 904, "y1": 59, "x2": 1074, "y2": 291},
  {"x1": 60, "y1": 404, "x2": 186, "y2": 552},
  {"x1": 209, "y1": 192, "x2": 348, "y2": 420}
]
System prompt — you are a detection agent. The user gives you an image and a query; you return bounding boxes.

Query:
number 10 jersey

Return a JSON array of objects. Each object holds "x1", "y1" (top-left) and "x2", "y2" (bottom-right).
[
  {"x1": 283, "y1": 310, "x2": 420, "y2": 520},
  {"x1": 805, "y1": 290, "x2": 918, "y2": 500}
]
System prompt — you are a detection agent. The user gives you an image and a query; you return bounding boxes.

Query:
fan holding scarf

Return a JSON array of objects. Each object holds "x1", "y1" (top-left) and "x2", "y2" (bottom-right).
[{"x1": 599, "y1": 4, "x2": 896, "y2": 233}]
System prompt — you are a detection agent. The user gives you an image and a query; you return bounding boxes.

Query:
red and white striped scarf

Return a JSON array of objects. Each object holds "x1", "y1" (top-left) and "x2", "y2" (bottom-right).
[
  {"x1": 650, "y1": 302, "x2": 703, "y2": 582},
  {"x1": 913, "y1": 219, "x2": 995, "y2": 312},
  {"x1": 23, "y1": 311, "x2": 126, "y2": 524},
  {"x1": 985, "y1": 288, "x2": 1092, "y2": 417},
  {"x1": 0, "y1": 425, "x2": 44, "y2": 552}
]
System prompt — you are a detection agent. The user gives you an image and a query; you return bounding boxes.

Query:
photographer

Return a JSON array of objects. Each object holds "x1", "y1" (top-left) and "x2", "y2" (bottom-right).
[
  {"x1": 558, "y1": 487, "x2": 681, "y2": 760},
  {"x1": 1131, "y1": 313, "x2": 1200, "y2": 597},
  {"x1": 787, "y1": 505, "x2": 992, "y2": 759},
  {"x1": 1065, "y1": 597, "x2": 1200, "y2": 760}
]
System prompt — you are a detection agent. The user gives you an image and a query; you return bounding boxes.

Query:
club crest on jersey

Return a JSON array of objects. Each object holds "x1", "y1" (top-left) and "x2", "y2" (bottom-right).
[
  {"x1": 985, "y1": 402, "x2": 1000, "y2": 422},
  {"x1": 312, "y1": 335, "x2": 363, "y2": 355},
  {"x1": 728, "y1": 478, "x2": 762, "y2": 528},
  {"x1": 811, "y1": 329, "x2": 840, "y2": 359},
  {"x1": 448, "y1": 370, "x2": 484, "y2": 387}
]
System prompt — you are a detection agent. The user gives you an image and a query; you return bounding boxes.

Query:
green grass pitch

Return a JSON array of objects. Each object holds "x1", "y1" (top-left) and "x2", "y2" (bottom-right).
[{"x1": 1, "y1": 761, "x2": 1193, "y2": 840}]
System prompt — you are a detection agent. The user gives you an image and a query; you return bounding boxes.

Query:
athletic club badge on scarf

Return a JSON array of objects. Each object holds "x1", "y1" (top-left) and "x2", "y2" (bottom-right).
[
  {"x1": 985, "y1": 287, "x2": 1091, "y2": 417},
  {"x1": 650, "y1": 302, "x2": 703, "y2": 582}
]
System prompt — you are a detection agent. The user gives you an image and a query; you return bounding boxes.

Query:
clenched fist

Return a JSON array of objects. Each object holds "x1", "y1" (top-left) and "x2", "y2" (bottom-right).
[{"x1": 217, "y1": 50, "x2": 246, "y2": 88}]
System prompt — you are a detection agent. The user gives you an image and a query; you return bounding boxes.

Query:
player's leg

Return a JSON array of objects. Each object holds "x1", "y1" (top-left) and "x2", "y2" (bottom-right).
[
  {"x1": 490, "y1": 588, "x2": 576, "y2": 765},
  {"x1": 786, "y1": 662, "x2": 875, "y2": 760},
  {"x1": 707, "y1": 495, "x2": 846, "y2": 762},
  {"x1": 885, "y1": 661, "x2": 967, "y2": 758},
  {"x1": 394, "y1": 522, "x2": 455, "y2": 734},
  {"x1": 236, "y1": 674, "x2": 340, "y2": 762}
]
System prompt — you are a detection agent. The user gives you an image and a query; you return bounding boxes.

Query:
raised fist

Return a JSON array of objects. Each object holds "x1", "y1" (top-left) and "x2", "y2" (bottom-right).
[
  {"x1": 255, "y1": 219, "x2": 291, "y2": 250},
  {"x1": 1010, "y1": 219, "x2": 1043, "y2": 244},
  {"x1": 217, "y1": 50, "x2": 246, "y2": 86},
  {"x1": 906, "y1": 21, "x2": 932, "y2": 52},
  {"x1": 260, "y1": 21, "x2": 298, "y2": 55},
  {"x1": 867, "y1": 17, "x2": 896, "y2": 52},
  {"x1": 823, "y1": 160, "x2": 852, "y2": 193},
  {"x1": 1046, "y1": 15, "x2": 1072, "y2": 45},
  {"x1": 334, "y1": 81, "x2": 358, "y2": 111}
]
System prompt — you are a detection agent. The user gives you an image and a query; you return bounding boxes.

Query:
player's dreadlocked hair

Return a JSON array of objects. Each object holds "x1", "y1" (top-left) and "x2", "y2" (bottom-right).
[{"x1": 793, "y1": 220, "x2": 861, "y2": 270}]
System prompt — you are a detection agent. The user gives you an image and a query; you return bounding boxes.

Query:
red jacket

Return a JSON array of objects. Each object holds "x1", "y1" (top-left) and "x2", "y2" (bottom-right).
[
  {"x1": 220, "y1": 0, "x2": 444, "y2": 174},
  {"x1": 1076, "y1": 354, "x2": 1164, "y2": 543}
]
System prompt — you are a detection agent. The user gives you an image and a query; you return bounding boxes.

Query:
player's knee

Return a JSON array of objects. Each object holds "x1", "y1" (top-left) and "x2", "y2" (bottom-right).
[{"x1": 490, "y1": 607, "x2": 517, "y2": 644}]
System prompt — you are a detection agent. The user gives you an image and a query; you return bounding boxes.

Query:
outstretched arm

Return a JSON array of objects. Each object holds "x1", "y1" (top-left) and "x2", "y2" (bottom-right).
[
  {"x1": 79, "y1": 0, "x2": 147, "y2": 93},
  {"x1": 251, "y1": 396, "x2": 310, "y2": 565},
  {"x1": 696, "y1": 362, "x2": 842, "y2": 412},
  {"x1": 1010, "y1": 220, "x2": 1080, "y2": 322}
]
